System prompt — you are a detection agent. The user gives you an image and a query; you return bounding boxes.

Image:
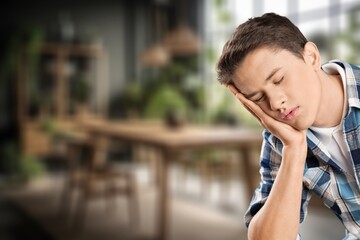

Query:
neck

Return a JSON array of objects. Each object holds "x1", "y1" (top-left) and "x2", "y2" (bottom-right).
[{"x1": 313, "y1": 71, "x2": 344, "y2": 128}]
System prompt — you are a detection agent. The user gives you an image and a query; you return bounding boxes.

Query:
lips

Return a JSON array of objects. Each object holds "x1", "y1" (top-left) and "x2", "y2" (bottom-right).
[{"x1": 280, "y1": 107, "x2": 299, "y2": 121}]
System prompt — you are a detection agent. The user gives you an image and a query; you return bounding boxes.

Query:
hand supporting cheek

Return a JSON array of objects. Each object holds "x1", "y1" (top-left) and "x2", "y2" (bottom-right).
[
  {"x1": 226, "y1": 84, "x2": 264, "y2": 127},
  {"x1": 226, "y1": 83, "x2": 306, "y2": 147}
]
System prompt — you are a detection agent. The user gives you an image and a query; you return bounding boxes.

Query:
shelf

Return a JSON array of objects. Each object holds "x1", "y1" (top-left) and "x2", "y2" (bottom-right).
[
  {"x1": 41, "y1": 42, "x2": 105, "y2": 57},
  {"x1": 17, "y1": 41, "x2": 109, "y2": 155}
]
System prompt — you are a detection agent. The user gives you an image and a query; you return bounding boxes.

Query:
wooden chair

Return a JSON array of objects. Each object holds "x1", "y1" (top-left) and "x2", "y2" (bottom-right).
[
  {"x1": 57, "y1": 131, "x2": 138, "y2": 232},
  {"x1": 132, "y1": 144, "x2": 161, "y2": 187},
  {"x1": 175, "y1": 149, "x2": 237, "y2": 201},
  {"x1": 200, "y1": 150, "x2": 237, "y2": 200}
]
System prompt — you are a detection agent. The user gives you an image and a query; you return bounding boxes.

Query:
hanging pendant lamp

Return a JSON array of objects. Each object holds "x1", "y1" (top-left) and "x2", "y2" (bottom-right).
[
  {"x1": 139, "y1": 4, "x2": 170, "y2": 67},
  {"x1": 139, "y1": 43, "x2": 170, "y2": 67},
  {"x1": 163, "y1": 23, "x2": 201, "y2": 56},
  {"x1": 162, "y1": 0, "x2": 201, "y2": 56}
]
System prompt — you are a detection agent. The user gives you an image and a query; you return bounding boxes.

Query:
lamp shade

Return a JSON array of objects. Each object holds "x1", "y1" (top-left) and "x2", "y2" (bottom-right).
[
  {"x1": 139, "y1": 43, "x2": 170, "y2": 67},
  {"x1": 163, "y1": 23, "x2": 202, "y2": 56}
]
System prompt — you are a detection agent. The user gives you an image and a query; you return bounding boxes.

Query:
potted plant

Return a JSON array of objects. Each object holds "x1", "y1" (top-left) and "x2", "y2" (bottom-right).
[
  {"x1": 144, "y1": 84, "x2": 189, "y2": 128},
  {"x1": 70, "y1": 71, "x2": 91, "y2": 118}
]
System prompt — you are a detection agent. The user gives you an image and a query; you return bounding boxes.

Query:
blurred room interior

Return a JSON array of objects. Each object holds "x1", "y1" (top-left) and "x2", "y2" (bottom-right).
[{"x1": 0, "y1": 0, "x2": 359, "y2": 239}]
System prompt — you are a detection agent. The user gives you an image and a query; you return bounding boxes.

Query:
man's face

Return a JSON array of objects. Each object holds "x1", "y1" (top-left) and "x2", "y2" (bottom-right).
[{"x1": 232, "y1": 47, "x2": 322, "y2": 130}]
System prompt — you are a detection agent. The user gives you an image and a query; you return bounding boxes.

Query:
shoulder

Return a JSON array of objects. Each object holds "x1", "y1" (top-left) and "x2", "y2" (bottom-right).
[
  {"x1": 325, "y1": 60, "x2": 360, "y2": 80},
  {"x1": 335, "y1": 61, "x2": 360, "y2": 104},
  {"x1": 347, "y1": 62, "x2": 360, "y2": 81}
]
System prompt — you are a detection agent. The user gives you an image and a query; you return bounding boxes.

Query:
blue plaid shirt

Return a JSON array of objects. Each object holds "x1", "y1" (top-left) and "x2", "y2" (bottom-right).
[{"x1": 244, "y1": 61, "x2": 360, "y2": 239}]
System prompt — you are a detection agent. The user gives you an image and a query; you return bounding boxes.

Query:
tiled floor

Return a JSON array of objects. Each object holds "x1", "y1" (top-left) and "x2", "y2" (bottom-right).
[{"x1": 2, "y1": 164, "x2": 346, "y2": 240}]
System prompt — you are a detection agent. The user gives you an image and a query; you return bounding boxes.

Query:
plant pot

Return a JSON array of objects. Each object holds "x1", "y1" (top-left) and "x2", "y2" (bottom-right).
[{"x1": 164, "y1": 109, "x2": 185, "y2": 129}]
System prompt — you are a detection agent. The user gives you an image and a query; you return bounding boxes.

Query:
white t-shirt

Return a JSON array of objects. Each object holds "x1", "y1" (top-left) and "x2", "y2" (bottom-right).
[{"x1": 310, "y1": 62, "x2": 353, "y2": 175}]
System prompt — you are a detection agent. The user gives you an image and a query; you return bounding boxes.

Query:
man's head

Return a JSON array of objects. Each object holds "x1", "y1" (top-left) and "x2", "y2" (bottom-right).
[
  {"x1": 217, "y1": 13, "x2": 328, "y2": 130},
  {"x1": 217, "y1": 12, "x2": 308, "y2": 85}
]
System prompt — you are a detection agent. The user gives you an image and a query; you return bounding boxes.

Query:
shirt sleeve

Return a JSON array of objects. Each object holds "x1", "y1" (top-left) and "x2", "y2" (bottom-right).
[{"x1": 244, "y1": 130, "x2": 312, "y2": 227}]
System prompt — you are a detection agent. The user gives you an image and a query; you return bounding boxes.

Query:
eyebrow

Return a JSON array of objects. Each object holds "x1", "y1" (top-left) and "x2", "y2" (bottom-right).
[{"x1": 243, "y1": 67, "x2": 282, "y2": 99}]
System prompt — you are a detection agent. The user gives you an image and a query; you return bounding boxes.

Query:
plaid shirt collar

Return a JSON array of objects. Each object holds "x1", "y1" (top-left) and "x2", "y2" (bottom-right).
[{"x1": 330, "y1": 60, "x2": 360, "y2": 113}]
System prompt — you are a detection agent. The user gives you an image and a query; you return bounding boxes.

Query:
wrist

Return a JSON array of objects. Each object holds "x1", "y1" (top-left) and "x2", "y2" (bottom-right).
[
  {"x1": 283, "y1": 144, "x2": 307, "y2": 157},
  {"x1": 282, "y1": 140, "x2": 308, "y2": 166},
  {"x1": 283, "y1": 131, "x2": 307, "y2": 149}
]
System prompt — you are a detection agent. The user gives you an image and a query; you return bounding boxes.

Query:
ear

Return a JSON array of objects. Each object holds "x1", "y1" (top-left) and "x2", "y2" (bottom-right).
[{"x1": 303, "y1": 42, "x2": 321, "y2": 70}]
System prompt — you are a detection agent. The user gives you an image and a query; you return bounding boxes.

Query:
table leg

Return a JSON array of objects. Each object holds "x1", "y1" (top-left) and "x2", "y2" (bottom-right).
[
  {"x1": 239, "y1": 145, "x2": 256, "y2": 204},
  {"x1": 156, "y1": 148, "x2": 171, "y2": 240}
]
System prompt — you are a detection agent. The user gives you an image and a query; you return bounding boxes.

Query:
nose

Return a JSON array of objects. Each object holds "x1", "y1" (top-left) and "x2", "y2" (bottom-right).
[{"x1": 268, "y1": 91, "x2": 287, "y2": 111}]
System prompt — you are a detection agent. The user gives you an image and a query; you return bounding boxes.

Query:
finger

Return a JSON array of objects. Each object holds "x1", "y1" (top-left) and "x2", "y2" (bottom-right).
[
  {"x1": 242, "y1": 104, "x2": 265, "y2": 128},
  {"x1": 226, "y1": 84, "x2": 239, "y2": 96},
  {"x1": 224, "y1": 85, "x2": 301, "y2": 143},
  {"x1": 234, "y1": 91, "x2": 269, "y2": 121},
  {"x1": 226, "y1": 84, "x2": 264, "y2": 125},
  {"x1": 226, "y1": 83, "x2": 277, "y2": 129},
  {"x1": 241, "y1": 101, "x2": 261, "y2": 121},
  {"x1": 234, "y1": 91, "x2": 282, "y2": 132},
  {"x1": 226, "y1": 84, "x2": 253, "y2": 111}
]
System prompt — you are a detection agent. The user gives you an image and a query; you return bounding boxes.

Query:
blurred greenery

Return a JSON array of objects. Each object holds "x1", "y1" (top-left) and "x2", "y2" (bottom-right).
[
  {"x1": 144, "y1": 84, "x2": 189, "y2": 120},
  {"x1": 0, "y1": 25, "x2": 45, "y2": 124},
  {"x1": 113, "y1": 56, "x2": 207, "y2": 124},
  {"x1": 209, "y1": 89, "x2": 240, "y2": 126},
  {"x1": 39, "y1": 117, "x2": 59, "y2": 139},
  {"x1": 26, "y1": 26, "x2": 45, "y2": 100},
  {"x1": 0, "y1": 26, "x2": 42, "y2": 83},
  {"x1": 141, "y1": 57, "x2": 205, "y2": 123},
  {"x1": 1, "y1": 142, "x2": 46, "y2": 184},
  {"x1": 334, "y1": 11, "x2": 360, "y2": 64},
  {"x1": 70, "y1": 71, "x2": 91, "y2": 104},
  {"x1": 122, "y1": 82, "x2": 143, "y2": 113},
  {"x1": 213, "y1": 0, "x2": 233, "y2": 24}
]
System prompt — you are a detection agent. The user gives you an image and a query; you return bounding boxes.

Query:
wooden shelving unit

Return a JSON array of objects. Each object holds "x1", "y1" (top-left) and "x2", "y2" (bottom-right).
[{"x1": 16, "y1": 42, "x2": 109, "y2": 156}]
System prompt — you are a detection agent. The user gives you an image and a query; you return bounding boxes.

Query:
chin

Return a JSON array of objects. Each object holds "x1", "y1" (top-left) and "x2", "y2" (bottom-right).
[
  {"x1": 292, "y1": 119, "x2": 312, "y2": 131},
  {"x1": 293, "y1": 125, "x2": 308, "y2": 131}
]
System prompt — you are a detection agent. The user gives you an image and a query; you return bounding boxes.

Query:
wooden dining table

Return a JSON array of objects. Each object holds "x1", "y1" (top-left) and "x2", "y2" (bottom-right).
[{"x1": 78, "y1": 118, "x2": 263, "y2": 240}]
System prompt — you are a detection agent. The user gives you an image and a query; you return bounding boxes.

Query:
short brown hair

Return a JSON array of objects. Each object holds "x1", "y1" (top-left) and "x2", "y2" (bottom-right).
[{"x1": 216, "y1": 12, "x2": 308, "y2": 85}]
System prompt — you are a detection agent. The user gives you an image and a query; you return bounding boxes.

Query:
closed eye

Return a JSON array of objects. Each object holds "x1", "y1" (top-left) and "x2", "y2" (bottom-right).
[
  {"x1": 274, "y1": 76, "x2": 284, "y2": 85},
  {"x1": 254, "y1": 95, "x2": 265, "y2": 103}
]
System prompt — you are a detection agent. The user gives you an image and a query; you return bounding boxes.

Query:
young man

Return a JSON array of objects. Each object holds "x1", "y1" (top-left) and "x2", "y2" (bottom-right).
[{"x1": 216, "y1": 12, "x2": 360, "y2": 239}]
